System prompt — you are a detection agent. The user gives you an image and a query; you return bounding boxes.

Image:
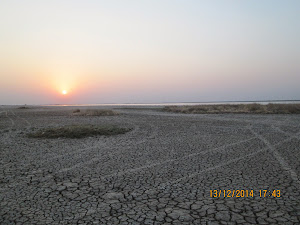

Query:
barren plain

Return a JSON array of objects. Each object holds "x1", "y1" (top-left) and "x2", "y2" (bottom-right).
[{"x1": 1, "y1": 106, "x2": 300, "y2": 224}]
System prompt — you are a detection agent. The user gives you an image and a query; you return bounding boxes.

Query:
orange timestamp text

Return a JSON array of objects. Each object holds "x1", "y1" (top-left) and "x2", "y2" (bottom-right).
[{"x1": 209, "y1": 189, "x2": 281, "y2": 198}]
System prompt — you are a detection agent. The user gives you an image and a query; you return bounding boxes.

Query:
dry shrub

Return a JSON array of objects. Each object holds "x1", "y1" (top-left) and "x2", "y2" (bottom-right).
[
  {"x1": 163, "y1": 103, "x2": 300, "y2": 114},
  {"x1": 73, "y1": 109, "x2": 80, "y2": 113},
  {"x1": 266, "y1": 104, "x2": 300, "y2": 114},
  {"x1": 244, "y1": 104, "x2": 266, "y2": 113},
  {"x1": 72, "y1": 109, "x2": 119, "y2": 116},
  {"x1": 27, "y1": 124, "x2": 131, "y2": 139}
]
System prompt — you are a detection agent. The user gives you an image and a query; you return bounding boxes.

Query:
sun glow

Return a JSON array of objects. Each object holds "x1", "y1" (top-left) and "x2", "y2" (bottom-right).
[{"x1": 62, "y1": 90, "x2": 67, "y2": 95}]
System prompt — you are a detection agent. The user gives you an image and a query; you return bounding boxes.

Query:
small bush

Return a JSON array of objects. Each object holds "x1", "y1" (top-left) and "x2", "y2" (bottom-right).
[
  {"x1": 27, "y1": 125, "x2": 131, "y2": 139},
  {"x1": 73, "y1": 109, "x2": 80, "y2": 113},
  {"x1": 18, "y1": 106, "x2": 29, "y2": 109}
]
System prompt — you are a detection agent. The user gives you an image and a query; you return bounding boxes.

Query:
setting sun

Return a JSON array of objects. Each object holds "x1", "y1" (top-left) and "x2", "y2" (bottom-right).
[{"x1": 62, "y1": 90, "x2": 67, "y2": 95}]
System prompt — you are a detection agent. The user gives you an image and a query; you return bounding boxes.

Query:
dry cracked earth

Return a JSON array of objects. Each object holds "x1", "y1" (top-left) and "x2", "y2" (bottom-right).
[{"x1": 1, "y1": 106, "x2": 300, "y2": 224}]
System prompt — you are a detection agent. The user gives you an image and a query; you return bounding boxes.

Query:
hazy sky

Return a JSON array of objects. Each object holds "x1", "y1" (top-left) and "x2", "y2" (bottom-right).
[{"x1": 0, "y1": 0, "x2": 299, "y2": 104}]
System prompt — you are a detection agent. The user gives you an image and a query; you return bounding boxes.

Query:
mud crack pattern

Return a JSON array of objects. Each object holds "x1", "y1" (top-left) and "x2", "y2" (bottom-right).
[{"x1": 1, "y1": 106, "x2": 300, "y2": 224}]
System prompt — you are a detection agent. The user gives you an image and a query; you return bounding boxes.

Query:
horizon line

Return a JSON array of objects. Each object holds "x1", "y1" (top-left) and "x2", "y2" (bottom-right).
[{"x1": 2, "y1": 99, "x2": 300, "y2": 106}]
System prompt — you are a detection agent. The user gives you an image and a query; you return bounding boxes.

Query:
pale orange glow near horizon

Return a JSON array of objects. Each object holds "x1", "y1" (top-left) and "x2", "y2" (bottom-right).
[{"x1": 0, "y1": 1, "x2": 299, "y2": 104}]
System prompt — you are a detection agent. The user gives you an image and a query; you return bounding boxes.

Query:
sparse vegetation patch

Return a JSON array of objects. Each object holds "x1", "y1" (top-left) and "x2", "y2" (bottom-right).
[
  {"x1": 27, "y1": 124, "x2": 131, "y2": 139},
  {"x1": 72, "y1": 109, "x2": 119, "y2": 116},
  {"x1": 73, "y1": 109, "x2": 80, "y2": 113},
  {"x1": 163, "y1": 103, "x2": 300, "y2": 114}
]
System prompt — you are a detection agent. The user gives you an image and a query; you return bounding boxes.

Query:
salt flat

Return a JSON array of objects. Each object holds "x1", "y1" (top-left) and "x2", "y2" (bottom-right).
[{"x1": 1, "y1": 106, "x2": 300, "y2": 224}]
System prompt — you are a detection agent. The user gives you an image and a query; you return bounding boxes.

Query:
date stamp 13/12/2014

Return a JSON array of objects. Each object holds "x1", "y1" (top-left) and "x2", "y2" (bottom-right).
[{"x1": 209, "y1": 190, "x2": 281, "y2": 198}]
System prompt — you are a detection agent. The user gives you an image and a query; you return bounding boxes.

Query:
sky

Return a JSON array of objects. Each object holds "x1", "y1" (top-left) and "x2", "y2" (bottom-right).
[{"x1": 0, "y1": 0, "x2": 299, "y2": 104}]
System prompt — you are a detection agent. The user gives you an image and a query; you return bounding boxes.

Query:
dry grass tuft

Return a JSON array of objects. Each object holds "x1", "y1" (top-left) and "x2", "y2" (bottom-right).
[
  {"x1": 72, "y1": 109, "x2": 119, "y2": 116},
  {"x1": 27, "y1": 124, "x2": 131, "y2": 139},
  {"x1": 163, "y1": 103, "x2": 300, "y2": 114}
]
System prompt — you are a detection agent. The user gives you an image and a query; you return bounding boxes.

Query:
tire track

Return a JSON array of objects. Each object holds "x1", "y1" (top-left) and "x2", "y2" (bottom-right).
[
  {"x1": 10, "y1": 110, "x2": 32, "y2": 127},
  {"x1": 5, "y1": 111, "x2": 15, "y2": 126},
  {"x1": 38, "y1": 124, "x2": 140, "y2": 163},
  {"x1": 164, "y1": 147, "x2": 268, "y2": 186},
  {"x1": 131, "y1": 130, "x2": 300, "y2": 192},
  {"x1": 58, "y1": 137, "x2": 257, "y2": 175},
  {"x1": 249, "y1": 126, "x2": 300, "y2": 186},
  {"x1": 87, "y1": 147, "x2": 269, "y2": 219},
  {"x1": 54, "y1": 114, "x2": 256, "y2": 175},
  {"x1": 141, "y1": 110, "x2": 300, "y2": 128}
]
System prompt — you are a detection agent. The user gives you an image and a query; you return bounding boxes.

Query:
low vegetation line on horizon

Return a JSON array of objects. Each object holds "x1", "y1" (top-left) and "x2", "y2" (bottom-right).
[{"x1": 163, "y1": 103, "x2": 300, "y2": 114}]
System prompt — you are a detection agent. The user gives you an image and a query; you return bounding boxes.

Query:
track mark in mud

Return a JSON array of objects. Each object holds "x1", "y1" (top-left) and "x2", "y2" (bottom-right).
[
  {"x1": 62, "y1": 137, "x2": 256, "y2": 177},
  {"x1": 5, "y1": 111, "x2": 15, "y2": 126},
  {"x1": 249, "y1": 126, "x2": 300, "y2": 186},
  {"x1": 10, "y1": 110, "x2": 32, "y2": 127}
]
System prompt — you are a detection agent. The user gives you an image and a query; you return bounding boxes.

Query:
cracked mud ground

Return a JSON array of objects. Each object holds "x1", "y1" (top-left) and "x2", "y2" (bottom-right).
[{"x1": 1, "y1": 106, "x2": 300, "y2": 224}]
